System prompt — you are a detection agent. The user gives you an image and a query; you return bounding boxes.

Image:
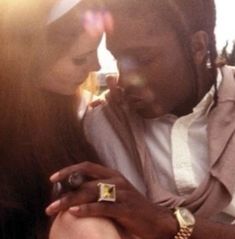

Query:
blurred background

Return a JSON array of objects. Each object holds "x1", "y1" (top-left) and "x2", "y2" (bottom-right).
[{"x1": 215, "y1": 0, "x2": 235, "y2": 52}]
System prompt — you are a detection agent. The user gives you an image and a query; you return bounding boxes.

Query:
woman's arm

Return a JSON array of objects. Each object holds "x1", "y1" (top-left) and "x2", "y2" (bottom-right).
[{"x1": 49, "y1": 212, "x2": 123, "y2": 239}]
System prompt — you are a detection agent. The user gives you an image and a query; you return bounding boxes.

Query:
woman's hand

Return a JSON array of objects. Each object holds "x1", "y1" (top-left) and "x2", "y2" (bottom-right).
[{"x1": 46, "y1": 161, "x2": 177, "y2": 239}]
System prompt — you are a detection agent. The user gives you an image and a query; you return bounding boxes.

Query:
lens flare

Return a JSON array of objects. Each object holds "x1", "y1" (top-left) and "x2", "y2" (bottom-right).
[{"x1": 82, "y1": 10, "x2": 113, "y2": 37}]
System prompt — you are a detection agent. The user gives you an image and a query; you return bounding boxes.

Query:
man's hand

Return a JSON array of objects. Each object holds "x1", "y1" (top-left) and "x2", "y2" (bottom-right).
[{"x1": 45, "y1": 161, "x2": 177, "y2": 239}]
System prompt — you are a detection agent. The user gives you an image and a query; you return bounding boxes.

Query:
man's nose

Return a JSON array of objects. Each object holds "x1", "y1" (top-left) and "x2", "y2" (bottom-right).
[
  {"x1": 118, "y1": 68, "x2": 146, "y2": 89},
  {"x1": 117, "y1": 57, "x2": 145, "y2": 88}
]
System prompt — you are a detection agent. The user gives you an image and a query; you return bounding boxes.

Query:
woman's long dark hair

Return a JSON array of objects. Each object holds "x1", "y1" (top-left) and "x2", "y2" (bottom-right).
[{"x1": 0, "y1": 1, "x2": 99, "y2": 238}]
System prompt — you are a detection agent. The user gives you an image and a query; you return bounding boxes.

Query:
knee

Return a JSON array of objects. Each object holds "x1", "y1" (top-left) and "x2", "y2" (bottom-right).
[{"x1": 49, "y1": 212, "x2": 122, "y2": 239}]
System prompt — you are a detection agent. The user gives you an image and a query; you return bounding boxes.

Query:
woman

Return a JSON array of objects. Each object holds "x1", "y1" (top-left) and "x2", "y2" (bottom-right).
[{"x1": 0, "y1": 0, "x2": 120, "y2": 238}]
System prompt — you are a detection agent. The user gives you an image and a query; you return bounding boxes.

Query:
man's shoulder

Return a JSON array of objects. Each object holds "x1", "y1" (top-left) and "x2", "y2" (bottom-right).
[
  {"x1": 219, "y1": 65, "x2": 235, "y2": 98},
  {"x1": 84, "y1": 104, "x2": 109, "y2": 133}
]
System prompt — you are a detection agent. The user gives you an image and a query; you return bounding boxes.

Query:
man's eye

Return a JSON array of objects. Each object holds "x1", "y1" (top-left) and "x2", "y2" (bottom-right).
[
  {"x1": 135, "y1": 55, "x2": 156, "y2": 65},
  {"x1": 72, "y1": 57, "x2": 87, "y2": 66},
  {"x1": 116, "y1": 54, "x2": 156, "y2": 67}
]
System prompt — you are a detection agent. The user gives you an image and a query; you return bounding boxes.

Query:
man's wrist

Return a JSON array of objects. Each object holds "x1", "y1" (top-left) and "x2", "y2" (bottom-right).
[{"x1": 153, "y1": 207, "x2": 195, "y2": 239}]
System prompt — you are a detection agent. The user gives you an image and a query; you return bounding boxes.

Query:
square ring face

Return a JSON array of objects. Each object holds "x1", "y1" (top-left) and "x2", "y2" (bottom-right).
[{"x1": 97, "y1": 183, "x2": 116, "y2": 202}]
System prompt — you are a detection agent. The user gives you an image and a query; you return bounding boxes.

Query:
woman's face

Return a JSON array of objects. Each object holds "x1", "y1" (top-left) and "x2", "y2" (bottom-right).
[
  {"x1": 40, "y1": 32, "x2": 100, "y2": 95},
  {"x1": 39, "y1": 28, "x2": 102, "y2": 95},
  {"x1": 39, "y1": 0, "x2": 103, "y2": 96}
]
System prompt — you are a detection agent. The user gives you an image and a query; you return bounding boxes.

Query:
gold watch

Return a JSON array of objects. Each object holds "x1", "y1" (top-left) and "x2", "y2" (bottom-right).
[{"x1": 173, "y1": 207, "x2": 195, "y2": 239}]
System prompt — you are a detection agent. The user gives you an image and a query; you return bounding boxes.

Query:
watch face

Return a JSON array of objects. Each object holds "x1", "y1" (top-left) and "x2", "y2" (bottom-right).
[{"x1": 179, "y1": 208, "x2": 195, "y2": 226}]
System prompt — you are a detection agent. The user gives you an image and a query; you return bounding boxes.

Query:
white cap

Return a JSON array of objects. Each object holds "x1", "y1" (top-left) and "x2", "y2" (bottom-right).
[{"x1": 47, "y1": 0, "x2": 82, "y2": 24}]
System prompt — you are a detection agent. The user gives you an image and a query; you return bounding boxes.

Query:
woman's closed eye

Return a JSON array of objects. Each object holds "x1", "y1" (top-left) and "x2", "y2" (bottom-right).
[
  {"x1": 72, "y1": 50, "x2": 96, "y2": 66},
  {"x1": 72, "y1": 57, "x2": 87, "y2": 66}
]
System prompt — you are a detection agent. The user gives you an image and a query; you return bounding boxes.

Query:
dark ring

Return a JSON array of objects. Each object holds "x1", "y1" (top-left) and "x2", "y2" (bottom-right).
[
  {"x1": 67, "y1": 172, "x2": 85, "y2": 189},
  {"x1": 52, "y1": 172, "x2": 86, "y2": 199}
]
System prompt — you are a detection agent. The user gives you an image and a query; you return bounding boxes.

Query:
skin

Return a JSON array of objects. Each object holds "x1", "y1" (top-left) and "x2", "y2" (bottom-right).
[
  {"x1": 39, "y1": 0, "x2": 103, "y2": 96},
  {"x1": 107, "y1": 15, "x2": 195, "y2": 118},
  {"x1": 46, "y1": 162, "x2": 177, "y2": 239},
  {"x1": 50, "y1": 213, "x2": 122, "y2": 239},
  {"x1": 46, "y1": 161, "x2": 235, "y2": 239},
  {"x1": 39, "y1": 30, "x2": 101, "y2": 95},
  {"x1": 46, "y1": 9, "x2": 235, "y2": 239}
]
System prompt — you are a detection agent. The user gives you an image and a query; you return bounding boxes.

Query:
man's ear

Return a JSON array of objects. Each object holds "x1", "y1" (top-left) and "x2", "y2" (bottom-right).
[{"x1": 191, "y1": 31, "x2": 209, "y2": 65}]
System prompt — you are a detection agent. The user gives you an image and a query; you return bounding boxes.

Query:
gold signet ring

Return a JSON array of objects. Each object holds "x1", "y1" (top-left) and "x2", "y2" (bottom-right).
[{"x1": 97, "y1": 183, "x2": 116, "y2": 202}]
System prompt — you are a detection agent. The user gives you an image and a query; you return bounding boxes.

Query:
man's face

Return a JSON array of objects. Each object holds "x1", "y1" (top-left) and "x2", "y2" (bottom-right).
[{"x1": 106, "y1": 14, "x2": 196, "y2": 118}]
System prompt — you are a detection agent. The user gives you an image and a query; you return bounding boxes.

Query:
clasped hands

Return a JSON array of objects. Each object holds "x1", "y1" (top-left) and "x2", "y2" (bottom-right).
[{"x1": 45, "y1": 161, "x2": 177, "y2": 239}]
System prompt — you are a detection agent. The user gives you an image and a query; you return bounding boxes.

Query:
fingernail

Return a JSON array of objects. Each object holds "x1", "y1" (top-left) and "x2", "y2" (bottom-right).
[
  {"x1": 45, "y1": 200, "x2": 61, "y2": 215},
  {"x1": 50, "y1": 172, "x2": 60, "y2": 182},
  {"x1": 69, "y1": 206, "x2": 80, "y2": 215}
]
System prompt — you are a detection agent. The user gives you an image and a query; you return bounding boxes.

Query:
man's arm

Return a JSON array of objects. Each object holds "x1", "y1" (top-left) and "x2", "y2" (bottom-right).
[{"x1": 191, "y1": 218, "x2": 235, "y2": 239}]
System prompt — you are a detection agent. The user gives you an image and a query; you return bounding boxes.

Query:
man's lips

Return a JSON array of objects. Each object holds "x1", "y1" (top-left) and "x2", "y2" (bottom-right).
[
  {"x1": 125, "y1": 95, "x2": 143, "y2": 102},
  {"x1": 124, "y1": 94, "x2": 145, "y2": 108}
]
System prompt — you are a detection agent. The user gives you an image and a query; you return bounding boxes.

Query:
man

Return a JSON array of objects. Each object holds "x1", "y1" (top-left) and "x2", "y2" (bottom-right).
[{"x1": 46, "y1": 0, "x2": 235, "y2": 238}]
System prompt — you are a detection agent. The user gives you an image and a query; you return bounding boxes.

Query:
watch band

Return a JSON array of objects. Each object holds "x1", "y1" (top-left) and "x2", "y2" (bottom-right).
[
  {"x1": 174, "y1": 226, "x2": 193, "y2": 239},
  {"x1": 173, "y1": 207, "x2": 195, "y2": 239}
]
